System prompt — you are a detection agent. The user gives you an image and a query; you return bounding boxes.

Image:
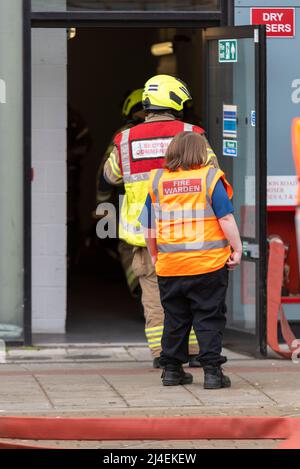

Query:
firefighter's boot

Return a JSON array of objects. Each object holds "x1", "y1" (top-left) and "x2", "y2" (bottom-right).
[
  {"x1": 153, "y1": 357, "x2": 163, "y2": 369},
  {"x1": 161, "y1": 367, "x2": 193, "y2": 386},
  {"x1": 203, "y1": 365, "x2": 231, "y2": 389},
  {"x1": 188, "y1": 355, "x2": 202, "y2": 368}
]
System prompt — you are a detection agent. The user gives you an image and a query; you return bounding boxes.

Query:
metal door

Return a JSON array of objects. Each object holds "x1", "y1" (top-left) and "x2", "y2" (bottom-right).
[{"x1": 203, "y1": 26, "x2": 267, "y2": 355}]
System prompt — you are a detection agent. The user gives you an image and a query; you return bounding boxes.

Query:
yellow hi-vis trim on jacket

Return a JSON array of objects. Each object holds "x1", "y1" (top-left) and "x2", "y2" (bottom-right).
[
  {"x1": 118, "y1": 124, "x2": 194, "y2": 247},
  {"x1": 149, "y1": 166, "x2": 233, "y2": 277}
]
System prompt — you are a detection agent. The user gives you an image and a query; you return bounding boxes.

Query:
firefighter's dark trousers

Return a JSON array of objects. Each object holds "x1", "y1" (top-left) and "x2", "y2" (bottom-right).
[{"x1": 158, "y1": 266, "x2": 228, "y2": 368}]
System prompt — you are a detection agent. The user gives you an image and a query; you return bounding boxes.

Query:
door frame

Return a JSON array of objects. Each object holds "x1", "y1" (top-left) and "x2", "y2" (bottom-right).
[
  {"x1": 202, "y1": 25, "x2": 267, "y2": 356},
  {"x1": 25, "y1": 0, "x2": 262, "y2": 348}
]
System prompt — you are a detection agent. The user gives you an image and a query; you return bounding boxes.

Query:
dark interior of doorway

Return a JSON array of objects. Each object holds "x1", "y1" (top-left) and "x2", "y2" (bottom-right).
[{"x1": 65, "y1": 27, "x2": 204, "y2": 342}]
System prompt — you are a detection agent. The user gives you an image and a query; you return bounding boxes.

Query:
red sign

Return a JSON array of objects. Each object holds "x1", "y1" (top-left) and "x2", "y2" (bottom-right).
[
  {"x1": 250, "y1": 8, "x2": 295, "y2": 37},
  {"x1": 163, "y1": 179, "x2": 202, "y2": 195}
]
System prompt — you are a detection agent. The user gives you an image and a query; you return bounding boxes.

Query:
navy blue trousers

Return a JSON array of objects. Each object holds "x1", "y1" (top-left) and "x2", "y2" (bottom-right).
[{"x1": 158, "y1": 266, "x2": 228, "y2": 368}]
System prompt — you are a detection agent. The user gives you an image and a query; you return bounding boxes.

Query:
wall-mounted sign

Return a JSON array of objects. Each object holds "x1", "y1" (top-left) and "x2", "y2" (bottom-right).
[
  {"x1": 250, "y1": 110, "x2": 256, "y2": 127},
  {"x1": 223, "y1": 139, "x2": 238, "y2": 157},
  {"x1": 267, "y1": 175, "x2": 298, "y2": 206},
  {"x1": 250, "y1": 8, "x2": 295, "y2": 38},
  {"x1": 223, "y1": 104, "x2": 237, "y2": 138},
  {"x1": 218, "y1": 39, "x2": 238, "y2": 62},
  {"x1": 245, "y1": 175, "x2": 298, "y2": 207},
  {"x1": 0, "y1": 79, "x2": 6, "y2": 104}
]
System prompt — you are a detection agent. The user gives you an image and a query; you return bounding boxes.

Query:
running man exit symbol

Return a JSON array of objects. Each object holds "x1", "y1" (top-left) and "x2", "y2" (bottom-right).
[{"x1": 218, "y1": 39, "x2": 238, "y2": 63}]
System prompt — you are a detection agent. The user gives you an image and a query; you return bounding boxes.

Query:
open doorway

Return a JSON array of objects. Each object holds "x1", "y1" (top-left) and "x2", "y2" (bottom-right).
[
  {"x1": 31, "y1": 23, "x2": 267, "y2": 353},
  {"x1": 66, "y1": 27, "x2": 204, "y2": 342}
]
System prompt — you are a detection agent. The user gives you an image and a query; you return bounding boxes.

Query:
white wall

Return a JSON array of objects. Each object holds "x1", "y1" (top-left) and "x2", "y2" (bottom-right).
[{"x1": 31, "y1": 29, "x2": 67, "y2": 333}]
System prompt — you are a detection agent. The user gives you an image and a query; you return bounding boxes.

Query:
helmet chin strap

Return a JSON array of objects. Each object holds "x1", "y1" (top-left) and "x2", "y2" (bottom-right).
[{"x1": 144, "y1": 109, "x2": 183, "y2": 119}]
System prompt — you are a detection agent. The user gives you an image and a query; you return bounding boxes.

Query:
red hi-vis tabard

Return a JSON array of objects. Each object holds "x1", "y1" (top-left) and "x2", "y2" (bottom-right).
[
  {"x1": 113, "y1": 119, "x2": 205, "y2": 247},
  {"x1": 114, "y1": 120, "x2": 204, "y2": 182}
]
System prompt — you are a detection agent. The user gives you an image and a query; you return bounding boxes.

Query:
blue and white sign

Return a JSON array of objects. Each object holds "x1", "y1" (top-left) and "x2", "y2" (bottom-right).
[
  {"x1": 251, "y1": 110, "x2": 256, "y2": 127},
  {"x1": 223, "y1": 139, "x2": 238, "y2": 157},
  {"x1": 223, "y1": 104, "x2": 237, "y2": 138}
]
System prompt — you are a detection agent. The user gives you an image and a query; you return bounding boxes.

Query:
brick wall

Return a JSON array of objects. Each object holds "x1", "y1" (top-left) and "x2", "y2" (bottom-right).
[{"x1": 31, "y1": 29, "x2": 67, "y2": 333}]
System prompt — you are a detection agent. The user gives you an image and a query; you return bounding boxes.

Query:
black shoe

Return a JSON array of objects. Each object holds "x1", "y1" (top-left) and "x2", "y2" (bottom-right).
[
  {"x1": 161, "y1": 367, "x2": 193, "y2": 386},
  {"x1": 153, "y1": 357, "x2": 163, "y2": 369},
  {"x1": 203, "y1": 366, "x2": 231, "y2": 389},
  {"x1": 188, "y1": 355, "x2": 202, "y2": 368}
]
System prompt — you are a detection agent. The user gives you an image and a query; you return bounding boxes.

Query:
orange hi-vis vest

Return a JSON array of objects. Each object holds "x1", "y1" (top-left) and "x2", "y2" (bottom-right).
[{"x1": 149, "y1": 165, "x2": 233, "y2": 276}]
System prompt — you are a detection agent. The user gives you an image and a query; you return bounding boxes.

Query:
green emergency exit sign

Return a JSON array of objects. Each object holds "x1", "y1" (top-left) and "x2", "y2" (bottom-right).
[{"x1": 218, "y1": 39, "x2": 238, "y2": 63}]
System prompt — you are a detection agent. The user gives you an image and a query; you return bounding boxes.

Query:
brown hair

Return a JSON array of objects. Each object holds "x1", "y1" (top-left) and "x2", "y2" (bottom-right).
[{"x1": 165, "y1": 131, "x2": 208, "y2": 171}]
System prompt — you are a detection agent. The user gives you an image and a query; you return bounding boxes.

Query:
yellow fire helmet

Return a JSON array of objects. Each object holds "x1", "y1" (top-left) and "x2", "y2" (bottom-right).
[
  {"x1": 122, "y1": 88, "x2": 144, "y2": 117},
  {"x1": 143, "y1": 75, "x2": 192, "y2": 112}
]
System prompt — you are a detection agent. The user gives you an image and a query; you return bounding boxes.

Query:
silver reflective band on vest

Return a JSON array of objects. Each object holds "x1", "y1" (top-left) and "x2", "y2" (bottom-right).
[
  {"x1": 123, "y1": 172, "x2": 150, "y2": 184},
  {"x1": 206, "y1": 167, "x2": 218, "y2": 195},
  {"x1": 157, "y1": 206, "x2": 215, "y2": 221},
  {"x1": 120, "y1": 217, "x2": 143, "y2": 235},
  {"x1": 157, "y1": 239, "x2": 229, "y2": 253},
  {"x1": 153, "y1": 168, "x2": 164, "y2": 203},
  {"x1": 120, "y1": 128, "x2": 131, "y2": 177},
  {"x1": 183, "y1": 123, "x2": 193, "y2": 131}
]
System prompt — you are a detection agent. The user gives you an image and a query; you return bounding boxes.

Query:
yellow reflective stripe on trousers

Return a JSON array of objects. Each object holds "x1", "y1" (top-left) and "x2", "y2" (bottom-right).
[
  {"x1": 189, "y1": 328, "x2": 198, "y2": 345},
  {"x1": 146, "y1": 329, "x2": 163, "y2": 337},
  {"x1": 147, "y1": 331, "x2": 163, "y2": 337},
  {"x1": 145, "y1": 326, "x2": 163, "y2": 332},
  {"x1": 119, "y1": 179, "x2": 148, "y2": 247}
]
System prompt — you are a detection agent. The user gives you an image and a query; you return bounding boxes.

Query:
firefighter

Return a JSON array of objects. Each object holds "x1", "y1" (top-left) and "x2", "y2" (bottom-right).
[
  {"x1": 96, "y1": 89, "x2": 145, "y2": 297},
  {"x1": 143, "y1": 131, "x2": 242, "y2": 389},
  {"x1": 103, "y1": 75, "x2": 218, "y2": 368}
]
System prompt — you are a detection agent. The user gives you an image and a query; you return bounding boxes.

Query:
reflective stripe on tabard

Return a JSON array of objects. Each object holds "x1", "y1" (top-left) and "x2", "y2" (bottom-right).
[
  {"x1": 206, "y1": 167, "x2": 218, "y2": 196},
  {"x1": 157, "y1": 206, "x2": 215, "y2": 221},
  {"x1": 119, "y1": 128, "x2": 131, "y2": 177},
  {"x1": 152, "y1": 168, "x2": 164, "y2": 203},
  {"x1": 183, "y1": 123, "x2": 193, "y2": 131},
  {"x1": 120, "y1": 217, "x2": 143, "y2": 235},
  {"x1": 157, "y1": 239, "x2": 229, "y2": 253}
]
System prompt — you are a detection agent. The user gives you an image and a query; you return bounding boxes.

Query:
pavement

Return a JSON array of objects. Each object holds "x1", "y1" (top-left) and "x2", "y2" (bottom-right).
[{"x1": 0, "y1": 344, "x2": 300, "y2": 449}]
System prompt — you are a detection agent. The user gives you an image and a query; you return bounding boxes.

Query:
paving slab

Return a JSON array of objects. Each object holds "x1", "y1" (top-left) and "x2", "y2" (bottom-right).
[
  {"x1": 0, "y1": 438, "x2": 280, "y2": 449},
  {"x1": 0, "y1": 375, "x2": 52, "y2": 412},
  {"x1": 233, "y1": 370, "x2": 300, "y2": 407},
  {"x1": 34, "y1": 374, "x2": 126, "y2": 410},
  {"x1": 1, "y1": 344, "x2": 300, "y2": 451}
]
